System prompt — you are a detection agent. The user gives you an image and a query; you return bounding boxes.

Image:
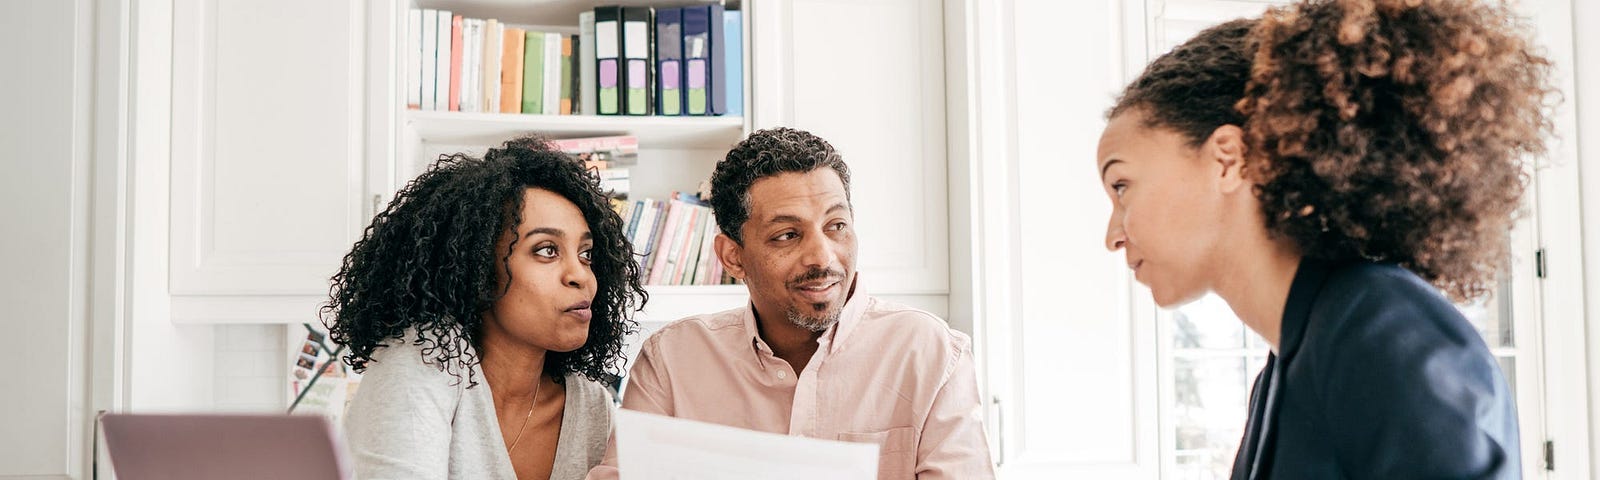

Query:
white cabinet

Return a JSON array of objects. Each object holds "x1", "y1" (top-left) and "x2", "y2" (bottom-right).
[
  {"x1": 750, "y1": 0, "x2": 950, "y2": 295},
  {"x1": 2, "y1": 1, "x2": 92, "y2": 476},
  {"x1": 970, "y1": 0, "x2": 1160, "y2": 478},
  {"x1": 167, "y1": 0, "x2": 371, "y2": 321}
]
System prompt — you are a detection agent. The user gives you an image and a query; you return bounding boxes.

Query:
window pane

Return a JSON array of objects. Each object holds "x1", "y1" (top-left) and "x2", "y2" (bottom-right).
[
  {"x1": 1174, "y1": 449, "x2": 1235, "y2": 480},
  {"x1": 1459, "y1": 273, "x2": 1516, "y2": 348},
  {"x1": 1456, "y1": 255, "x2": 1516, "y2": 348},
  {"x1": 1173, "y1": 355, "x2": 1253, "y2": 474},
  {"x1": 1174, "y1": 295, "x2": 1248, "y2": 350}
]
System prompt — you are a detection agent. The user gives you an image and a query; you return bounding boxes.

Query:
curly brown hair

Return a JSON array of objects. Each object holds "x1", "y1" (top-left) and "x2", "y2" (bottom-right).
[
  {"x1": 1113, "y1": 0, "x2": 1553, "y2": 302},
  {"x1": 1239, "y1": 0, "x2": 1553, "y2": 301}
]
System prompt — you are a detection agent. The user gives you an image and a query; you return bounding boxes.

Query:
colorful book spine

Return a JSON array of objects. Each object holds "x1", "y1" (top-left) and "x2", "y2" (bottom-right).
[
  {"x1": 448, "y1": 14, "x2": 463, "y2": 111},
  {"x1": 406, "y1": 9, "x2": 422, "y2": 109},
  {"x1": 622, "y1": 7, "x2": 653, "y2": 115},
  {"x1": 569, "y1": 34, "x2": 581, "y2": 115},
  {"x1": 459, "y1": 19, "x2": 482, "y2": 113},
  {"x1": 522, "y1": 31, "x2": 545, "y2": 114},
  {"x1": 500, "y1": 27, "x2": 525, "y2": 113},
  {"x1": 579, "y1": 12, "x2": 598, "y2": 115},
  {"x1": 422, "y1": 9, "x2": 440, "y2": 110},
  {"x1": 642, "y1": 201, "x2": 673, "y2": 281},
  {"x1": 560, "y1": 36, "x2": 574, "y2": 115},
  {"x1": 655, "y1": 8, "x2": 683, "y2": 116},
  {"x1": 724, "y1": 10, "x2": 743, "y2": 116},
  {"x1": 543, "y1": 32, "x2": 561, "y2": 115},
  {"x1": 483, "y1": 19, "x2": 502, "y2": 113}
]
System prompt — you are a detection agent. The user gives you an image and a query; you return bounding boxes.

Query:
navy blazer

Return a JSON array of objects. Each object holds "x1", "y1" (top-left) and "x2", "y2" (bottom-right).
[{"x1": 1230, "y1": 259, "x2": 1521, "y2": 479}]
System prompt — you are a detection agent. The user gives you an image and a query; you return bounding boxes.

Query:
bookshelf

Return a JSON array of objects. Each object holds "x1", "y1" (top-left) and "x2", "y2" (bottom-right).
[
  {"x1": 163, "y1": 0, "x2": 951, "y2": 326},
  {"x1": 391, "y1": 0, "x2": 754, "y2": 324}
]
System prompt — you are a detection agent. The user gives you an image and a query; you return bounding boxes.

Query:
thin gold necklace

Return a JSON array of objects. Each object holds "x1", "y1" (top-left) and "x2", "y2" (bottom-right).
[{"x1": 506, "y1": 375, "x2": 544, "y2": 454}]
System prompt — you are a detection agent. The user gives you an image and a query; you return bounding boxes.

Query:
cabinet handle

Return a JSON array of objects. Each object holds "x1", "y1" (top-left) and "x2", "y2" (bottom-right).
[
  {"x1": 371, "y1": 194, "x2": 382, "y2": 217},
  {"x1": 992, "y1": 395, "x2": 1005, "y2": 467}
]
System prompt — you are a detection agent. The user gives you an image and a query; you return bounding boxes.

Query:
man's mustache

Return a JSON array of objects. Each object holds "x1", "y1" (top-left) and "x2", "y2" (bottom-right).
[{"x1": 787, "y1": 267, "x2": 846, "y2": 287}]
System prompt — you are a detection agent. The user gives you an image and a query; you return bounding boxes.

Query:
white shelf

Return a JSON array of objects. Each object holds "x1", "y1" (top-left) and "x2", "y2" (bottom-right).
[
  {"x1": 635, "y1": 284, "x2": 748, "y2": 324},
  {"x1": 414, "y1": 0, "x2": 737, "y2": 27},
  {"x1": 406, "y1": 110, "x2": 746, "y2": 150},
  {"x1": 172, "y1": 284, "x2": 748, "y2": 324},
  {"x1": 643, "y1": 284, "x2": 746, "y2": 295}
]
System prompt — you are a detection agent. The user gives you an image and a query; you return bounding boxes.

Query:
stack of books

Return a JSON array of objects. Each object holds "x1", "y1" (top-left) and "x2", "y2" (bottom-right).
[
  {"x1": 406, "y1": 5, "x2": 743, "y2": 117},
  {"x1": 407, "y1": 10, "x2": 580, "y2": 114},
  {"x1": 552, "y1": 135, "x2": 635, "y2": 197},
  {"x1": 615, "y1": 194, "x2": 737, "y2": 286}
]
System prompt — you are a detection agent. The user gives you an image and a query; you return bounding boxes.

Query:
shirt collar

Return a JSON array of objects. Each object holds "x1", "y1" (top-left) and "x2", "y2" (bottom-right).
[{"x1": 1278, "y1": 257, "x2": 1336, "y2": 362}]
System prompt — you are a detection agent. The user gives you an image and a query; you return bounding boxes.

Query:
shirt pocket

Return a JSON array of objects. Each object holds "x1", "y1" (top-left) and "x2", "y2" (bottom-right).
[{"x1": 838, "y1": 426, "x2": 918, "y2": 480}]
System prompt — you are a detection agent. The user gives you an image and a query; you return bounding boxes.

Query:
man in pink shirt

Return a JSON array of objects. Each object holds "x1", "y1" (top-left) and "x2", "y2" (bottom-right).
[{"x1": 587, "y1": 128, "x2": 994, "y2": 479}]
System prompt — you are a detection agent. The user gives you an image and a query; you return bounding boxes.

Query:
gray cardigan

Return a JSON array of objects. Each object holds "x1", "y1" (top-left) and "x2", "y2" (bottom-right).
[{"x1": 343, "y1": 335, "x2": 613, "y2": 479}]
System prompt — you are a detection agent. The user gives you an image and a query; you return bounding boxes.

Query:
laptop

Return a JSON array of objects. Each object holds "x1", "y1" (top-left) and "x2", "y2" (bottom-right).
[{"x1": 100, "y1": 413, "x2": 350, "y2": 480}]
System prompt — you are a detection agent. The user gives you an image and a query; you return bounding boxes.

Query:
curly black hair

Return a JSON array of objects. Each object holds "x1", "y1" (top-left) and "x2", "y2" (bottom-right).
[
  {"x1": 1111, "y1": 0, "x2": 1553, "y2": 302},
  {"x1": 709, "y1": 127, "x2": 851, "y2": 244},
  {"x1": 321, "y1": 135, "x2": 645, "y2": 387}
]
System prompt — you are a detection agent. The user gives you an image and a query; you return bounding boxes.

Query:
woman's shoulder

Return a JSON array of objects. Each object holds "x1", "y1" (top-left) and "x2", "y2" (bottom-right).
[
  {"x1": 558, "y1": 374, "x2": 615, "y2": 451},
  {"x1": 343, "y1": 332, "x2": 476, "y2": 446},
  {"x1": 1316, "y1": 262, "x2": 1466, "y2": 326},
  {"x1": 561, "y1": 374, "x2": 615, "y2": 419},
  {"x1": 359, "y1": 330, "x2": 480, "y2": 391},
  {"x1": 1306, "y1": 261, "x2": 1492, "y2": 365}
]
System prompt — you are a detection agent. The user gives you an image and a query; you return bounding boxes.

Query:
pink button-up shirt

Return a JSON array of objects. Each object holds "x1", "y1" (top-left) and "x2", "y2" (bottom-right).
[{"x1": 586, "y1": 294, "x2": 995, "y2": 480}]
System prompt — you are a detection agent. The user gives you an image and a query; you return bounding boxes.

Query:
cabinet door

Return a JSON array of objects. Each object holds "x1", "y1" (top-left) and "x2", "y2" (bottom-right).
[
  {"x1": 749, "y1": 0, "x2": 949, "y2": 295},
  {"x1": 169, "y1": 0, "x2": 367, "y2": 296},
  {"x1": 974, "y1": 0, "x2": 1162, "y2": 478}
]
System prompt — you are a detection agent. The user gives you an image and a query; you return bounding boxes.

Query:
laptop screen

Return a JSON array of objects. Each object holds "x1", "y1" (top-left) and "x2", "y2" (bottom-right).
[{"x1": 100, "y1": 413, "x2": 349, "y2": 480}]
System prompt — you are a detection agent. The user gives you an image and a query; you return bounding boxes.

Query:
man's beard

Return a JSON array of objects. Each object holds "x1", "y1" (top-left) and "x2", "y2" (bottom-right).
[
  {"x1": 747, "y1": 266, "x2": 849, "y2": 332},
  {"x1": 785, "y1": 306, "x2": 842, "y2": 333}
]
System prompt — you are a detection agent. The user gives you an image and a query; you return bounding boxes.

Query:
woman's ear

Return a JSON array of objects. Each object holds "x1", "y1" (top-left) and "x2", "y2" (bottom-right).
[{"x1": 1208, "y1": 125, "x2": 1249, "y2": 193}]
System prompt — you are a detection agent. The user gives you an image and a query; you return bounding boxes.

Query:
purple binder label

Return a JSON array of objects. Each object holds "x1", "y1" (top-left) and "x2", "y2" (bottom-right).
[
  {"x1": 662, "y1": 61, "x2": 680, "y2": 89},
  {"x1": 687, "y1": 59, "x2": 706, "y2": 89},
  {"x1": 600, "y1": 60, "x2": 618, "y2": 88},
  {"x1": 628, "y1": 60, "x2": 647, "y2": 88}
]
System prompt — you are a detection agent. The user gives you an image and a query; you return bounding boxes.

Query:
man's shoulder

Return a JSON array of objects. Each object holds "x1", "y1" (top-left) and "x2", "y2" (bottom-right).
[
  {"x1": 859, "y1": 297, "x2": 972, "y2": 350},
  {"x1": 641, "y1": 305, "x2": 750, "y2": 350}
]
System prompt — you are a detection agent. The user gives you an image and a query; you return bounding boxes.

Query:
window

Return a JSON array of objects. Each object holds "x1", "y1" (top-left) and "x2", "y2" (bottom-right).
[{"x1": 1160, "y1": 275, "x2": 1532, "y2": 479}]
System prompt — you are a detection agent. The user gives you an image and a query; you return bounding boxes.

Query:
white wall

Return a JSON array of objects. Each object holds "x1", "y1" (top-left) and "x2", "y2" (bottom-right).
[
  {"x1": 213, "y1": 325, "x2": 289, "y2": 411},
  {"x1": 124, "y1": 0, "x2": 218, "y2": 412},
  {"x1": 0, "y1": 0, "x2": 92, "y2": 477},
  {"x1": 1575, "y1": 0, "x2": 1600, "y2": 472}
]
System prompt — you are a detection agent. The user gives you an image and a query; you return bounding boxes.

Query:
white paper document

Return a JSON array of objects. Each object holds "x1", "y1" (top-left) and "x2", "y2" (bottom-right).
[{"x1": 616, "y1": 410, "x2": 880, "y2": 480}]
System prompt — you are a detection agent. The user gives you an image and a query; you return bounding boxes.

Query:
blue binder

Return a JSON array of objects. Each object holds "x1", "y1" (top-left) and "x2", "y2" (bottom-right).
[
  {"x1": 655, "y1": 8, "x2": 684, "y2": 116},
  {"x1": 681, "y1": 5, "x2": 725, "y2": 116},
  {"x1": 723, "y1": 10, "x2": 742, "y2": 116}
]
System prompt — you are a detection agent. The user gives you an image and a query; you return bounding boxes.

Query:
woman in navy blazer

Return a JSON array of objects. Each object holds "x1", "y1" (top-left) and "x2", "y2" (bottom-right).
[{"x1": 1093, "y1": 1, "x2": 1552, "y2": 478}]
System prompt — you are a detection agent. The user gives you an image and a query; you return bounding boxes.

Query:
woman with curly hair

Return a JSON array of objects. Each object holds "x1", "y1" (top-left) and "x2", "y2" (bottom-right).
[
  {"x1": 327, "y1": 135, "x2": 645, "y2": 479},
  {"x1": 1096, "y1": 0, "x2": 1551, "y2": 478}
]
